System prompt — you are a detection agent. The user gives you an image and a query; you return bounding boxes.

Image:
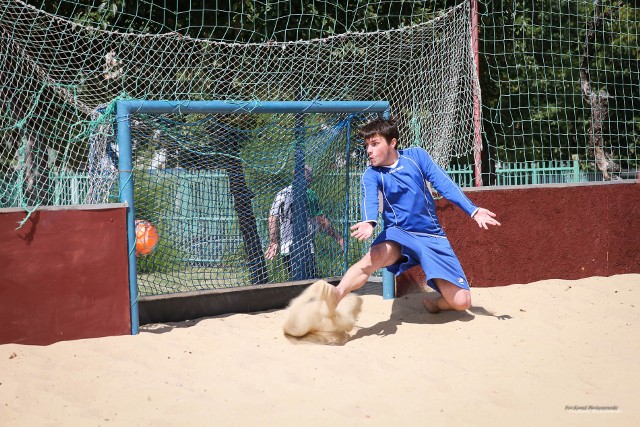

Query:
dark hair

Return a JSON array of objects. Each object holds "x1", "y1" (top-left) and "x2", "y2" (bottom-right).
[{"x1": 359, "y1": 117, "x2": 400, "y2": 147}]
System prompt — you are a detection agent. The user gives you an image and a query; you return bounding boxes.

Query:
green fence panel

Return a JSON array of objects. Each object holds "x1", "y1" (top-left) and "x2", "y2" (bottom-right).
[{"x1": 496, "y1": 160, "x2": 581, "y2": 186}]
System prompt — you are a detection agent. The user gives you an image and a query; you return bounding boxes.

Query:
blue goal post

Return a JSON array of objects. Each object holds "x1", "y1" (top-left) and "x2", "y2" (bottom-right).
[{"x1": 115, "y1": 99, "x2": 393, "y2": 334}]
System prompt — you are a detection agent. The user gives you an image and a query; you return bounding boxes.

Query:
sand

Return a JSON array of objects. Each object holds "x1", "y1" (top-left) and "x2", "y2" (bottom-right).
[{"x1": 1, "y1": 274, "x2": 639, "y2": 426}]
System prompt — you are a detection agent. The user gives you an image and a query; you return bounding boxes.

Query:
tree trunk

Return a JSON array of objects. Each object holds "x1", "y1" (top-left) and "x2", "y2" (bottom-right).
[
  {"x1": 580, "y1": 1, "x2": 618, "y2": 180},
  {"x1": 225, "y1": 158, "x2": 268, "y2": 285}
]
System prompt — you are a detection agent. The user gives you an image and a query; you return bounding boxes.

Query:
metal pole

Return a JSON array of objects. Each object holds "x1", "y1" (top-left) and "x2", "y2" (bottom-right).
[
  {"x1": 118, "y1": 100, "x2": 390, "y2": 115},
  {"x1": 291, "y1": 106, "x2": 312, "y2": 280},
  {"x1": 471, "y1": 0, "x2": 483, "y2": 187},
  {"x1": 381, "y1": 109, "x2": 395, "y2": 300},
  {"x1": 343, "y1": 120, "x2": 352, "y2": 274},
  {"x1": 116, "y1": 101, "x2": 139, "y2": 335}
]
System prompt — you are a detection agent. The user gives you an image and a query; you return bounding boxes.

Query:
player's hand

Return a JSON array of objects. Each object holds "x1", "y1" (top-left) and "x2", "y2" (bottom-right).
[
  {"x1": 265, "y1": 242, "x2": 278, "y2": 260},
  {"x1": 337, "y1": 237, "x2": 344, "y2": 251},
  {"x1": 472, "y1": 208, "x2": 501, "y2": 230},
  {"x1": 350, "y1": 221, "x2": 374, "y2": 241}
]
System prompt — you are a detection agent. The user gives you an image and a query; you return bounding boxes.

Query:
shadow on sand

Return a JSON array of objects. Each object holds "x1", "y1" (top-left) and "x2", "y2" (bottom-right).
[{"x1": 350, "y1": 292, "x2": 512, "y2": 341}]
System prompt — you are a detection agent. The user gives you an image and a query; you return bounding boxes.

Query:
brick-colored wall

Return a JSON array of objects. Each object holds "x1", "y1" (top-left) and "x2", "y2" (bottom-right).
[
  {"x1": 397, "y1": 181, "x2": 640, "y2": 296},
  {"x1": 0, "y1": 204, "x2": 130, "y2": 345}
]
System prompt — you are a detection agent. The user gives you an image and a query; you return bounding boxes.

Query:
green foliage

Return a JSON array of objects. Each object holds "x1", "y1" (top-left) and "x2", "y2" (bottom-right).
[
  {"x1": 479, "y1": 0, "x2": 639, "y2": 174},
  {"x1": 22, "y1": 0, "x2": 639, "y2": 175},
  {"x1": 30, "y1": 1, "x2": 456, "y2": 41}
]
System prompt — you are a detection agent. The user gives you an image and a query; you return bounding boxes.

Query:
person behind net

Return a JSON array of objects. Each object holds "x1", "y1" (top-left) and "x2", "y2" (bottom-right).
[
  {"x1": 266, "y1": 165, "x2": 344, "y2": 279},
  {"x1": 334, "y1": 118, "x2": 500, "y2": 313}
]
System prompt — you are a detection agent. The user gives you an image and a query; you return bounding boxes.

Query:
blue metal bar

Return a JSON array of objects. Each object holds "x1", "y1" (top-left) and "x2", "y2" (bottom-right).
[
  {"x1": 343, "y1": 120, "x2": 352, "y2": 274},
  {"x1": 291, "y1": 107, "x2": 312, "y2": 280},
  {"x1": 117, "y1": 100, "x2": 390, "y2": 115},
  {"x1": 116, "y1": 102, "x2": 140, "y2": 335},
  {"x1": 380, "y1": 109, "x2": 395, "y2": 300}
]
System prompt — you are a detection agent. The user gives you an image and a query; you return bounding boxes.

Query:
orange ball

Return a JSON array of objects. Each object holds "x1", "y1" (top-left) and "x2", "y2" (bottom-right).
[{"x1": 135, "y1": 219, "x2": 159, "y2": 257}]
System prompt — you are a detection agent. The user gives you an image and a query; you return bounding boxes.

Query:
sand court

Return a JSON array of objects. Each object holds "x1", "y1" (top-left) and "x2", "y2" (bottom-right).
[{"x1": 2, "y1": 274, "x2": 639, "y2": 426}]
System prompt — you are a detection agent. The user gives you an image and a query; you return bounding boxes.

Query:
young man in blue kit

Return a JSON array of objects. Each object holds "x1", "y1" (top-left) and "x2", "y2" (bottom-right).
[{"x1": 335, "y1": 118, "x2": 501, "y2": 313}]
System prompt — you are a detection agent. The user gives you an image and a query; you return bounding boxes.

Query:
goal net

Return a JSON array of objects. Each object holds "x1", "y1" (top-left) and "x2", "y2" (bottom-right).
[
  {"x1": 115, "y1": 101, "x2": 386, "y2": 293},
  {"x1": 0, "y1": 1, "x2": 480, "y2": 293},
  {"x1": 0, "y1": 1, "x2": 478, "y2": 210}
]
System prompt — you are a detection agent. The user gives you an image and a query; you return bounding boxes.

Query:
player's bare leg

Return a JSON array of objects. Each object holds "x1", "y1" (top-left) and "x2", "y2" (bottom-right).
[
  {"x1": 283, "y1": 242, "x2": 400, "y2": 344},
  {"x1": 333, "y1": 241, "x2": 402, "y2": 305},
  {"x1": 422, "y1": 278, "x2": 471, "y2": 313}
]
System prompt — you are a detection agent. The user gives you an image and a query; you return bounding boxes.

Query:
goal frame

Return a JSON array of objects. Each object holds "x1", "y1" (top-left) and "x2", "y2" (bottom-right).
[{"x1": 115, "y1": 99, "x2": 393, "y2": 334}]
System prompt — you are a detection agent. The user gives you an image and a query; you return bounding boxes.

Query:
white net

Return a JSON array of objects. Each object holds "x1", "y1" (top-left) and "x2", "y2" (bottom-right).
[
  {"x1": 0, "y1": 1, "x2": 479, "y2": 291},
  {"x1": 0, "y1": 1, "x2": 479, "y2": 209}
]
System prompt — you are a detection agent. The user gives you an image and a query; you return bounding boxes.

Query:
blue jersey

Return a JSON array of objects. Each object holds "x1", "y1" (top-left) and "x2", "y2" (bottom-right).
[{"x1": 361, "y1": 147, "x2": 478, "y2": 236}]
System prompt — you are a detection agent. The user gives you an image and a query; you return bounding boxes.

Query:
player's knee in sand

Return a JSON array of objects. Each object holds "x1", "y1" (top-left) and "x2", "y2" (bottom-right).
[{"x1": 283, "y1": 280, "x2": 362, "y2": 345}]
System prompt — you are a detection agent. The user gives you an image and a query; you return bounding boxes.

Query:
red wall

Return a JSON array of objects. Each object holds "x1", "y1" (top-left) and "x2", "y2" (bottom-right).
[
  {"x1": 397, "y1": 181, "x2": 640, "y2": 296},
  {"x1": 0, "y1": 204, "x2": 131, "y2": 345},
  {"x1": 2, "y1": 183, "x2": 638, "y2": 337}
]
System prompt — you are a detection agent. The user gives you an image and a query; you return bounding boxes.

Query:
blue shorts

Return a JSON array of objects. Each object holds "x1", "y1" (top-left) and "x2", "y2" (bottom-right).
[{"x1": 372, "y1": 227, "x2": 469, "y2": 294}]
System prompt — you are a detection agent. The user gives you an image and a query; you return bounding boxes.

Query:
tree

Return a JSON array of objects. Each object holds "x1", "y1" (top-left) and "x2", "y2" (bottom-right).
[{"x1": 478, "y1": 0, "x2": 639, "y2": 179}]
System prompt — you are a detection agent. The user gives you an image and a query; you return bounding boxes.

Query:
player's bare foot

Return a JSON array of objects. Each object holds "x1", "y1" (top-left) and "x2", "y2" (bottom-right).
[{"x1": 422, "y1": 297, "x2": 441, "y2": 314}]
